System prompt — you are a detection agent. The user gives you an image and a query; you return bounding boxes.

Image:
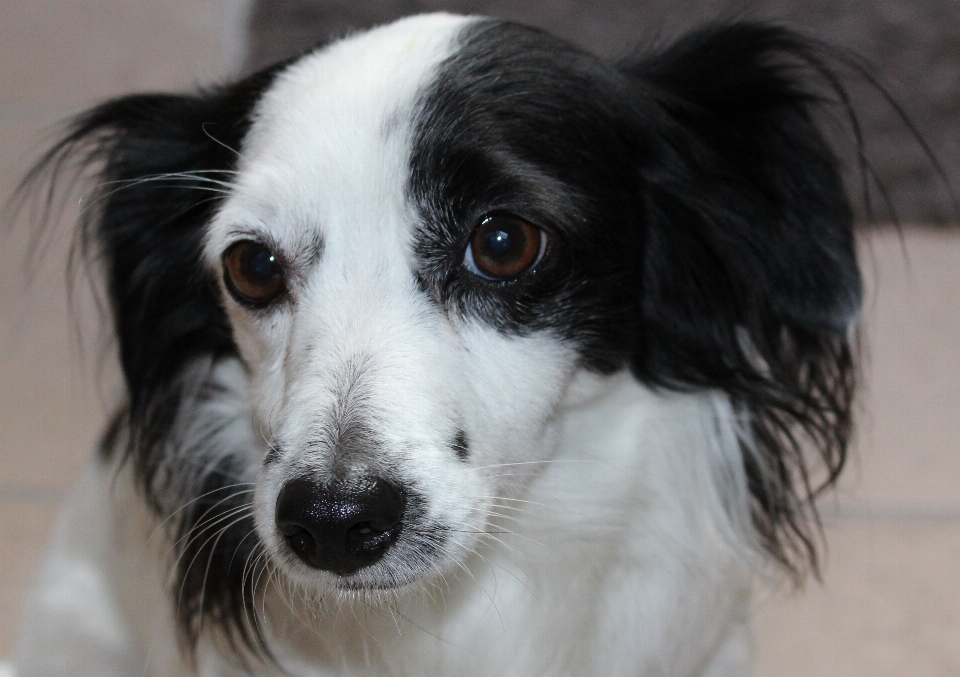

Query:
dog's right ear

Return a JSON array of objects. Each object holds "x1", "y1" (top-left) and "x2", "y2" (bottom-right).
[{"x1": 20, "y1": 67, "x2": 283, "y2": 461}]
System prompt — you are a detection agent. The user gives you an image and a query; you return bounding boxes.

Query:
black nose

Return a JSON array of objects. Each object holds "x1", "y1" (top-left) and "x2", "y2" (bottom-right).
[{"x1": 275, "y1": 477, "x2": 405, "y2": 575}]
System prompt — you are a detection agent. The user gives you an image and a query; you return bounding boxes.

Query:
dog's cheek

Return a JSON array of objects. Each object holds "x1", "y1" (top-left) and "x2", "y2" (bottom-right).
[
  {"x1": 222, "y1": 307, "x2": 291, "y2": 431},
  {"x1": 457, "y1": 325, "x2": 578, "y2": 480}
]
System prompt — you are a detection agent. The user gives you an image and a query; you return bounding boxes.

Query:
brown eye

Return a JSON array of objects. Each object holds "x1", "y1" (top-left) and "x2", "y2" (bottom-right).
[
  {"x1": 222, "y1": 240, "x2": 286, "y2": 307},
  {"x1": 465, "y1": 215, "x2": 546, "y2": 280}
]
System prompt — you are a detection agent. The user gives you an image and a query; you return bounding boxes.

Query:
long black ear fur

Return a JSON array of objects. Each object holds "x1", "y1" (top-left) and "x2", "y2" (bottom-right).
[
  {"x1": 45, "y1": 80, "x2": 274, "y2": 449},
  {"x1": 18, "y1": 66, "x2": 287, "y2": 662},
  {"x1": 622, "y1": 23, "x2": 861, "y2": 575}
]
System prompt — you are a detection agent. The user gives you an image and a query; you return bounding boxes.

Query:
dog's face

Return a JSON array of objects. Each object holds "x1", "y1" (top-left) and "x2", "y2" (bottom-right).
[
  {"x1": 37, "y1": 12, "x2": 861, "y2": 655},
  {"x1": 207, "y1": 15, "x2": 587, "y2": 588}
]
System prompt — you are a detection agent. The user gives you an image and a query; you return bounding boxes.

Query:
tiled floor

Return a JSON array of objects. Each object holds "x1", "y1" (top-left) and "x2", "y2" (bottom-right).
[{"x1": 1, "y1": 3, "x2": 958, "y2": 674}]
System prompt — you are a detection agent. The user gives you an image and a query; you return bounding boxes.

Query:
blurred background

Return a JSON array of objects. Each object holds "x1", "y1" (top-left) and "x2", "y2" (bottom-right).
[{"x1": 0, "y1": 1, "x2": 958, "y2": 674}]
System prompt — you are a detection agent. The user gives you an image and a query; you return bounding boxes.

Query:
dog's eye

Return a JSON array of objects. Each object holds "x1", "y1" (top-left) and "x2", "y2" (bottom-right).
[
  {"x1": 222, "y1": 240, "x2": 286, "y2": 307},
  {"x1": 464, "y1": 215, "x2": 546, "y2": 280}
]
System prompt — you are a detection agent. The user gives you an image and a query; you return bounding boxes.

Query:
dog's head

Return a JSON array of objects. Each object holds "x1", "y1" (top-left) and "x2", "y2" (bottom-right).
[{"x1": 30, "y1": 13, "x2": 859, "y2": 658}]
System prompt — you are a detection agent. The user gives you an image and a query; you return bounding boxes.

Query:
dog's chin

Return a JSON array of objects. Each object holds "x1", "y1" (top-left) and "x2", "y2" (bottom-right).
[{"x1": 272, "y1": 556, "x2": 443, "y2": 600}]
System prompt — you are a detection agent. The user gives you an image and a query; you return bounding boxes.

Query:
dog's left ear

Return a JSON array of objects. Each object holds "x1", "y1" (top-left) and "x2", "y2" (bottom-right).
[
  {"x1": 620, "y1": 23, "x2": 861, "y2": 571},
  {"x1": 20, "y1": 65, "x2": 286, "y2": 448},
  {"x1": 17, "y1": 65, "x2": 289, "y2": 661}
]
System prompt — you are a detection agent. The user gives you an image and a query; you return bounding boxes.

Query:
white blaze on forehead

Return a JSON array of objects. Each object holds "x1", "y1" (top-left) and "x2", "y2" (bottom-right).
[
  {"x1": 204, "y1": 14, "x2": 479, "y2": 456},
  {"x1": 211, "y1": 12, "x2": 473, "y2": 258}
]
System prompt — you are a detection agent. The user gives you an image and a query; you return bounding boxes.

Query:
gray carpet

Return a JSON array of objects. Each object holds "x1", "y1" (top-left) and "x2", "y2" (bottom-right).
[{"x1": 245, "y1": 0, "x2": 960, "y2": 224}]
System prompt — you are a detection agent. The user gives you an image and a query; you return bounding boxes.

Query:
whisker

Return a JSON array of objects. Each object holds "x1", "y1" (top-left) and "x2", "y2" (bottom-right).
[
  {"x1": 242, "y1": 550, "x2": 271, "y2": 662},
  {"x1": 77, "y1": 174, "x2": 235, "y2": 213},
  {"x1": 470, "y1": 496, "x2": 553, "y2": 509},
  {"x1": 175, "y1": 510, "x2": 255, "y2": 626},
  {"x1": 150, "y1": 484, "x2": 255, "y2": 539},
  {"x1": 470, "y1": 459, "x2": 610, "y2": 471},
  {"x1": 233, "y1": 533, "x2": 274, "y2": 664},
  {"x1": 202, "y1": 122, "x2": 246, "y2": 161},
  {"x1": 166, "y1": 504, "x2": 255, "y2": 582},
  {"x1": 167, "y1": 501, "x2": 254, "y2": 560}
]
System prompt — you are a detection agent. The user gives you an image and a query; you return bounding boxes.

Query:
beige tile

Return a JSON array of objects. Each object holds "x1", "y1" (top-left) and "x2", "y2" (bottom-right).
[
  {"x1": 0, "y1": 113, "x2": 121, "y2": 493},
  {"x1": 0, "y1": 268, "x2": 117, "y2": 493},
  {"x1": 0, "y1": 243, "x2": 116, "y2": 493},
  {"x1": 0, "y1": 337, "x2": 115, "y2": 493},
  {"x1": 834, "y1": 229, "x2": 960, "y2": 513},
  {"x1": 0, "y1": 499, "x2": 62, "y2": 659},
  {"x1": 755, "y1": 521, "x2": 960, "y2": 677}
]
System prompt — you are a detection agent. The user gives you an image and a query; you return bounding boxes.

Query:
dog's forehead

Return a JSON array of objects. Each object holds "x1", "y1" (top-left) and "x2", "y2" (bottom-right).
[{"x1": 222, "y1": 13, "x2": 473, "y2": 247}]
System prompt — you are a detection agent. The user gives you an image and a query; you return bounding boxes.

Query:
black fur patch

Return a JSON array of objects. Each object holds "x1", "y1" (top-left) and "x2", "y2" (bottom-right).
[
  {"x1": 411, "y1": 19, "x2": 861, "y2": 574},
  {"x1": 410, "y1": 21, "x2": 645, "y2": 371},
  {"x1": 452, "y1": 428, "x2": 469, "y2": 460}
]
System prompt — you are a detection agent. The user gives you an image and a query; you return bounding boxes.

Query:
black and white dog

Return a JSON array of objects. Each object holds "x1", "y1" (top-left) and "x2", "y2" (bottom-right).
[{"x1": 16, "y1": 13, "x2": 863, "y2": 676}]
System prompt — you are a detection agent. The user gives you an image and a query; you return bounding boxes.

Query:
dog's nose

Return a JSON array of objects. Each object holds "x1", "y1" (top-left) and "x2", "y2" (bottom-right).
[{"x1": 275, "y1": 477, "x2": 405, "y2": 575}]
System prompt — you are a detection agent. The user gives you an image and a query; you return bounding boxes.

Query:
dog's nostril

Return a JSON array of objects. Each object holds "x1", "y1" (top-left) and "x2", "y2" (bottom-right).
[
  {"x1": 275, "y1": 477, "x2": 405, "y2": 576},
  {"x1": 280, "y1": 524, "x2": 317, "y2": 561}
]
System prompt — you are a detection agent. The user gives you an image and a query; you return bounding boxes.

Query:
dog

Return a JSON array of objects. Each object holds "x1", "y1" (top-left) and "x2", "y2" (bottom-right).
[{"x1": 14, "y1": 13, "x2": 864, "y2": 676}]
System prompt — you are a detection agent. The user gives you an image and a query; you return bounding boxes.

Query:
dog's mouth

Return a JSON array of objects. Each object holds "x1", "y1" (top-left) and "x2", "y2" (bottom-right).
[
  {"x1": 334, "y1": 578, "x2": 408, "y2": 592},
  {"x1": 272, "y1": 523, "x2": 454, "y2": 593}
]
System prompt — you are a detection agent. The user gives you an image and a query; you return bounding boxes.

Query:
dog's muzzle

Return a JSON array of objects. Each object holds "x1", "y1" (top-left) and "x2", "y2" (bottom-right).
[{"x1": 275, "y1": 476, "x2": 406, "y2": 575}]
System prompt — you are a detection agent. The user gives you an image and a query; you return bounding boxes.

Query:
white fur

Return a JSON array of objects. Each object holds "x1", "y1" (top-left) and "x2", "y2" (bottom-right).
[{"x1": 15, "y1": 14, "x2": 766, "y2": 677}]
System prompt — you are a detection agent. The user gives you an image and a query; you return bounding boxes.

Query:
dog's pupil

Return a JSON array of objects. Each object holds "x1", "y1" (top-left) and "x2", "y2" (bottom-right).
[
  {"x1": 247, "y1": 247, "x2": 277, "y2": 280},
  {"x1": 481, "y1": 221, "x2": 524, "y2": 263},
  {"x1": 485, "y1": 229, "x2": 512, "y2": 257}
]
